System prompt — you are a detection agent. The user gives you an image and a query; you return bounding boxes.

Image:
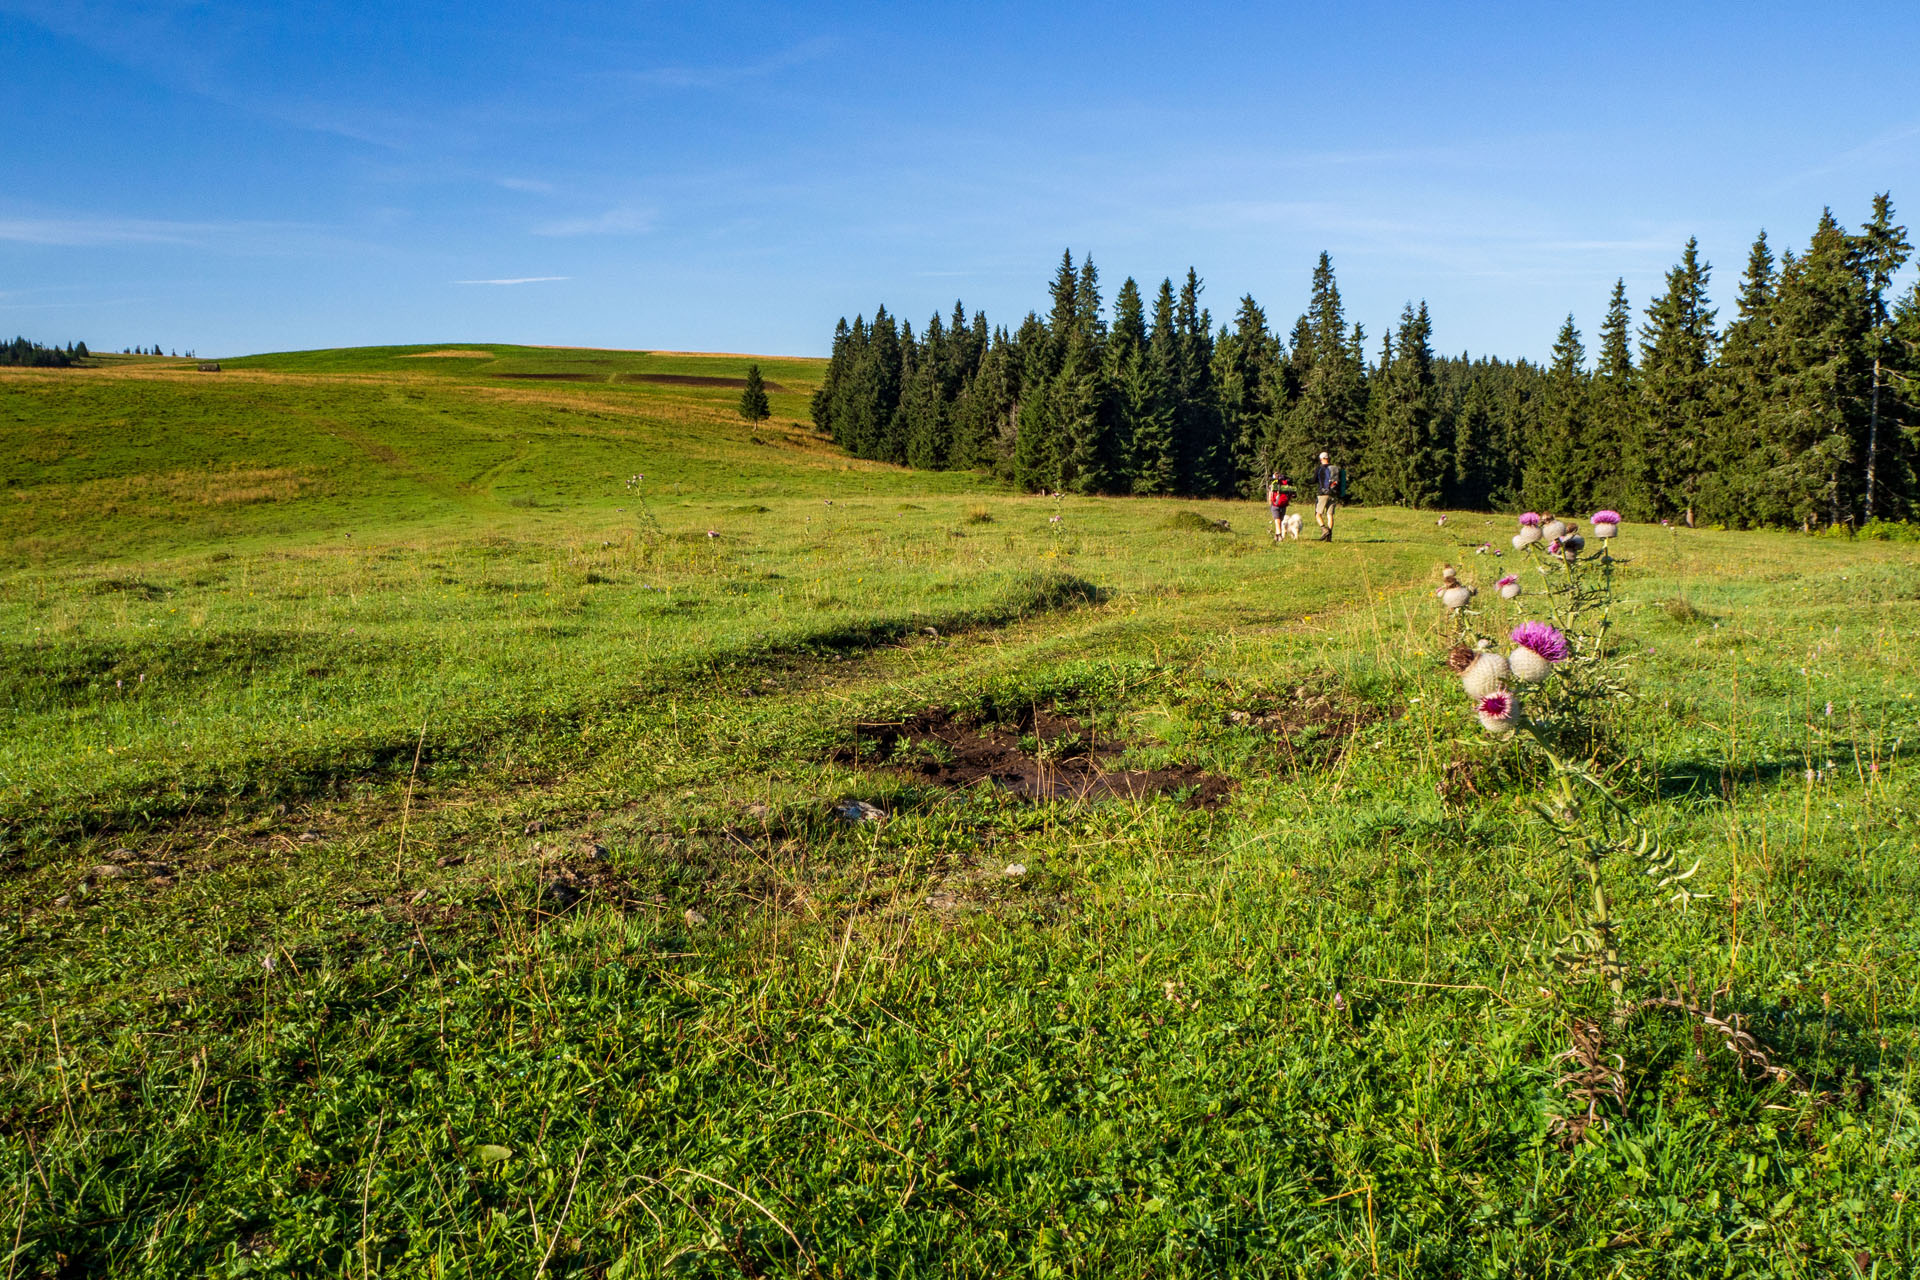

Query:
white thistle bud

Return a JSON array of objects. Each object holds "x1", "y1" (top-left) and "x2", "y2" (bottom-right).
[
  {"x1": 1440, "y1": 585, "x2": 1475, "y2": 610},
  {"x1": 1591, "y1": 520, "x2": 1618, "y2": 539},
  {"x1": 1541, "y1": 519, "x2": 1569, "y2": 540},
  {"x1": 1461, "y1": 651, "x2": 1509, "y2": 699},
  {"x1": 1509, "y1": 646, "x2": 1553, "y2": 683}
]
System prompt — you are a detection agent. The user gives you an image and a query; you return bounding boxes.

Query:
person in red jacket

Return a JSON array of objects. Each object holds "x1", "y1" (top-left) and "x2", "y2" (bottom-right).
[{"x1": 1267, "y1": 472, "x2": 1296, "y2": 542}]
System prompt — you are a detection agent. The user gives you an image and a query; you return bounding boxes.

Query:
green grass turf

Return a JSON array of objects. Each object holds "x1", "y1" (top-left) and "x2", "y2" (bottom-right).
[{"x1": 2, "y1": 348, "x2": 1918, "y2": 1276}]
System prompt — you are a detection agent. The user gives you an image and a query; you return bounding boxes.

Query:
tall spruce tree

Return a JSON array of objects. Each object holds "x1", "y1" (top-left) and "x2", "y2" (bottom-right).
[
  {"x1": 1756, "y1": 211, "x2": 1873, "y2": 527},
  {"x1": 1637, "y1": 238, "x2": 1717, "y2": 522},
  {"x1": 1590, "y1": 280, "x2": 1637, "y2": 516},
  {"x1": 1701, "y1": 233, "x2": 1779, "y2": 524},
  {"x1": 1171, "y1": 269, "x2": 1222, "y2": 493},
  {"x1": 1054, "y1": 258, "x2": 1114, "y2": 492},
  {"x1": 1215, "y1": 294, "x2": 1282, "y2": 495},
  {"x1": 1106, "y1": 278, "x2": 1147, "y2": 478},
  {"x1": 1859, "y1": 194, "x2": 1913, "y2": 519},
  {"x1": 1283, "y1": 253, "x2": 1367, "y2": 478},
  {"x1": 1524, "y1": 315, "x2": 1590, "y2": 513},
  {"x1": 1886, "y1": 280, "x2": 1920, "y2": 516},
  {"x1": 1362, "y1": 302, "x2": 1444, "y2": 508},
  {"x1": 1129, "y1": 280, "x2": 1181, "y2": 495},
  {"x1": 1013, "y1": 310, "x2": 1060, "y2": 491}
]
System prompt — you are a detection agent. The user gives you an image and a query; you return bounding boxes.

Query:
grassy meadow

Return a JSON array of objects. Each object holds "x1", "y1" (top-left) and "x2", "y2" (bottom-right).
[{"x1": 3, "y1": 345, "x2": 1919, "y2": 1277}]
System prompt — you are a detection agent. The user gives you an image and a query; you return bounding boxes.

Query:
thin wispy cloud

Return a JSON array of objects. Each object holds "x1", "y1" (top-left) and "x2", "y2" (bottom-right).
[
  {"x1": 0, "y1": 216, "x2": 212, "y2": 247},
  {"x1": 454, "y1": 276, "x2": 569, "y2": 285},
  {"x1": 531, "y1": 207, "x2": 653, "y2": 237},
  {"x1": 624, "y1": 36, "x2": 834, "y2": 91}
]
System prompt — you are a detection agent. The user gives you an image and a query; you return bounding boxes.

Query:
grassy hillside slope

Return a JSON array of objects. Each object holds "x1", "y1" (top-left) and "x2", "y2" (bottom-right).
[{"x1": 1, "y1": 348, "x2": 1917, "y2": 1277}]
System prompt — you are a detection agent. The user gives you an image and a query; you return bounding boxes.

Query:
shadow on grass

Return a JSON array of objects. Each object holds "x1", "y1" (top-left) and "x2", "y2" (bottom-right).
[{"x1": 4, "y1": 571, "x2": 1109, "y2": 847}]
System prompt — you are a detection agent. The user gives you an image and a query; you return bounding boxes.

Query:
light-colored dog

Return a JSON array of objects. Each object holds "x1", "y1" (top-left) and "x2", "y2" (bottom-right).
[{"x1": 1277, "y1": 512, "x2": 1303, "y2": 541}]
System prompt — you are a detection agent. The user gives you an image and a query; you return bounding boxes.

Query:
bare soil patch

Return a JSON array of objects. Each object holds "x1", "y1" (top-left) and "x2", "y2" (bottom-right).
[
  {"x1": 836, "y1": 706, "x2": 1232, "y2": 807},
  {"x1": 616, "y1": 373, "x2": 789, "y2": 392}
]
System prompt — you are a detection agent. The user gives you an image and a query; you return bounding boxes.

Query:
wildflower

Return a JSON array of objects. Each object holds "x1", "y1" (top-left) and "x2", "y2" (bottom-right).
[
  {"x1": 1508, "y1": 621, "x2": 1570, "y2": 682},
  {"x1": 1514, "y1": 513, "x2": 1543, "y2": 549},
  {"x1": 1477, "y1": 689, "x2": 1520, "y2": 734},
  {"x1": 1496, "y1": 573, "x2": 1521, "y2": 600},
  {"x1": 1590, "y1": 510, "x2": 1621, "y2": 539},
  {"x1": 1440, "y1": 584, "x2": 1474, "y2": 610},
  {"x1": 1462, "y1": 650, "x2": 1510, "y2": 699},
  {"x1": 1519, "y1": 513, "x2": 1543, "y2": 527},
  {"x1": 1541, "y1": 516, "x2": 1569, "y2": 540},
  {"x1": 706, "y1": 529, "x2": 718, "y2": 538}
]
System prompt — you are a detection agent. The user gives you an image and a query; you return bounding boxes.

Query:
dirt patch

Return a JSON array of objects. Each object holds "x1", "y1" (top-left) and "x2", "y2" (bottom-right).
[
  {"x1": 401, "y1": 349, "x2": 494, "y2": 359},
  {"x1": 835, "y1": 706, "x2": 1232, "y2": 807},
  {"x1": 617, "y1": 373, "x2": 789, "y2": 392}
]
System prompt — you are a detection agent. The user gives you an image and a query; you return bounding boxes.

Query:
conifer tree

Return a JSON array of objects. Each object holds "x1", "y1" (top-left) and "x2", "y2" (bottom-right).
[
  {"x1": 1106, "y1": 277, "x2": 1148, "y2": 480},
  {"x1": 1171, "y1": 269, "x2": 1222, "y2": 493},
  {"x1": 1524, "y1": 315, "x2": 1590, "y2": 512},
  {"x1": 1755, "y1": 211, "x2": 1873, "y2": 527},
  {"x1": 1130, "y1": 280, "x2": 1182, "y2": 495},
  {"x1": 1013, "y1": 311, "x2": 1061, "y2": 491},
  {"x1": 1362, "y1": 302, "x2": 1444, "y2": 507},
  {"x1": 1282, "y1": 254, "x2": 1366, "y2": 478},
  {"x1": 1886, "y1": 281, "x2": 1920, "y2": 516},
  {"x1": 1215, "y1": 294, "x2": 1282, "y2": 494},
  {"x1": 1637, "y1": 238, "x2": 1717, "y2": 522},
  {"x1": 1589, "y1": 280, "x2": 1637, "y2": 517},
  {"x1": 1700, "y1": 233, "x2": 1778, "y2": 524},
  {"x1": 738, "y1": 362, "x2": 771, "y2": 425},
  {"x1": 1859, "y1": 194, "x2": 1913, "y2": 519}
]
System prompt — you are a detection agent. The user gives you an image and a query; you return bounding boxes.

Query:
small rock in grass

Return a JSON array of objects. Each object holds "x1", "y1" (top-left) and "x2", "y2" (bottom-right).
[
  {"x1": 539, "y1": 880, "x2": 581, "y2": 910},
  {"x1": 835, "y1": 800, "x2": 886, "y2": 823},
  {"x1": 90, "y1": 864, "x2": 131, "y2": 881},
  {"x1": 435, "y1": 854, "x2": 466, "y2": 868},
  {"x1": 1003, "y1": 863, "x2": 1028, "y2": 879},
  {"x1": 52, "y1": 895, "x2": 72, "y2": 908},
  {"x1": 587, "y1": 844, "x2": 610, "y2": 861},
  {"x1": 523, "y1": 820, "x2": 544, "y2": 835},
  {"x1": 684, "y1": 907, "x2": 708, "y2": 927}
]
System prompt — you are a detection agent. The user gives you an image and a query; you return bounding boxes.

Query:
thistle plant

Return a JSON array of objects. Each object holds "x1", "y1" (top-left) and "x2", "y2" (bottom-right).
[{"x1": 1448, "y1": 512, "x2": 1702, "y2": 997}]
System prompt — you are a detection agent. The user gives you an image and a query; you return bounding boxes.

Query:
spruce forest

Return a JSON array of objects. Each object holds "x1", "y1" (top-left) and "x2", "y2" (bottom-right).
[{"x1": 812, "y1": 195, "x2": 1920, "y2": 528}]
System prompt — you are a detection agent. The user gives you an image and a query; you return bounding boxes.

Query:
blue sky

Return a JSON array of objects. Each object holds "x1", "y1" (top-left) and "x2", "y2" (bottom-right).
[{"x1": 4, "y1": 1, "x2": 1917, "y2": 361}]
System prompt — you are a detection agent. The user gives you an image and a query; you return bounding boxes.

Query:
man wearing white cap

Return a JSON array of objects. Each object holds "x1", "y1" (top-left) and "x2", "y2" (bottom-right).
[{"x1": 1313, "y1": 451, "x2": 1342, "y2": 542}]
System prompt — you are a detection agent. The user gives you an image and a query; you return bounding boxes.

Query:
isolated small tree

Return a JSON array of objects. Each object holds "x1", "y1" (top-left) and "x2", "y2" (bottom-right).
[{"x1": 738, "y1": 363, "x2": 771, "y2": 425}]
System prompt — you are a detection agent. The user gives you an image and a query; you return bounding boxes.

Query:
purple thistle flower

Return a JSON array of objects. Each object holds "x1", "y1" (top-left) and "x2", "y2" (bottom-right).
[
  {"x1": 1518, "y1": 512, "x2": 1543, "y2": 527},
  {"x1": 1496, "y1": 574, "x2": 1518, "y2": 588},
  {"x1": 1510, "y1": 621, "x2": 1570, "y2": 662},
  {"x1": 1591, "y1": 509, "x2": 1622, "y2": 526},
  {"x1": 1478, "y1": 691, "x2": 1513, "y2": 718}
]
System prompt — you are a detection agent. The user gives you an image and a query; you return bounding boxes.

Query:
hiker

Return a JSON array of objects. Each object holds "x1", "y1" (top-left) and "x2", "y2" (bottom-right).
[
  {"x1": 1313, "y1": 451, "x2": 1343, "y2": 541},
  {"x1": 1266, "y1": 472, "x2": 1298, "y2": 542}
]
